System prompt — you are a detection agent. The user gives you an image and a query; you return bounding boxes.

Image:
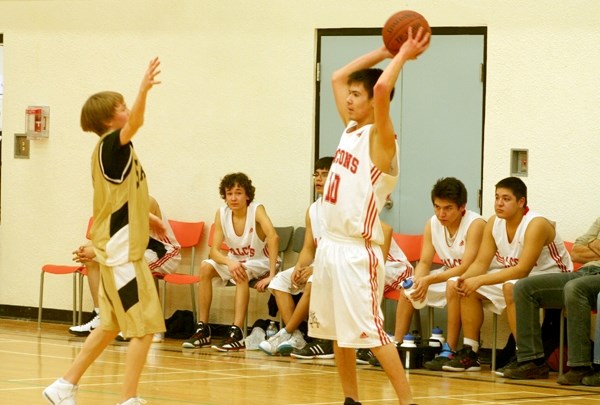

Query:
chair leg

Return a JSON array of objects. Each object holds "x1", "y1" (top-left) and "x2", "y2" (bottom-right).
[
  {"x1": 37, "y1": 272, "x2": 45, "y2": 330},
  {"x1": 72, "y1": 273, "x2": 77, "y2": 325},
  {"x1": 428, "y1": 306, "x2": 434, "y2": 339},
  {"x1": 78, "y1": 273, "x2": 85, "y2": 325},
  {"x1": 559, "y1": 308, "x2": 565, "y2": 376},
  {"x1": 190, "y1": 284, "x2": 198, "y2": 324},
  {"x1": 491, "y1": 313, "x2": 498, "y2": 372}
]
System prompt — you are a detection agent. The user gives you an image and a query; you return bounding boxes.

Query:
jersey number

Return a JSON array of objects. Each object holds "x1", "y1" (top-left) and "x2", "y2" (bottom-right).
[{"x1": 324, "y1": 173, "x2": 340, "y2": 204}]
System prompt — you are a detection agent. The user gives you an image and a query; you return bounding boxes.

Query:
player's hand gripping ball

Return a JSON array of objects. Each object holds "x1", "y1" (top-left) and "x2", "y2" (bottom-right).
[{"x1": 382, "y1": 10, "x2": 431, "y2": 55}]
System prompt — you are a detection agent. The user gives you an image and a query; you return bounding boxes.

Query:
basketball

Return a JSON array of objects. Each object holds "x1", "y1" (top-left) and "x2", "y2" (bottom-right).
[{"x1": 382, "y1": 10, "x2": 431, "y2": 54}]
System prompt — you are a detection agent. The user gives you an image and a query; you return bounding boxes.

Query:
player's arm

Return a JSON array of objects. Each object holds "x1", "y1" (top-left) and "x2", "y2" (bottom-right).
[
  {"x1": 120, "y1": 57, "x2": 161, "y2": 145},
  {"x1": 292, "y1": 208, "x2": 318, "y2": 287},
  {"x1": 371, "y1": 28, "x2": 430, "y2": 172},
  {"x1": 381, "y1": 221, "x2": 394, "y2": 260},
  {"x1": 332, "y1": 47, "x2": 392, "y2": 126},
  {"x1": 433, "y1": 218, "x2": 486, "y2": 282},
  {"x1": 413, "y1": 221, "x2": 435, "y2": 279},
  {"x1": 480, "y1": 218, "x2": 552, "y2": 286},
  {"x1": 148, "y1": 196, "x2": 166, "y2": 241},
  {"x1": 459, "y1": 216, "x2": 498, "y2": 280},
  {"x1": 255, "y1": 205, "x2": 280, "y2": 279},
  {"x1": 209, "y1": 211, "x2": 230, "y2": 265},
  {"x1": 571, "y1": 217, "x2": 600, "y2": 263}
]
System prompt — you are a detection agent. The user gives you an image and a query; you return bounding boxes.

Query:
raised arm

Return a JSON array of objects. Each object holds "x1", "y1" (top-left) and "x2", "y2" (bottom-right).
[
  {"x1": 371, "y1": 27, "x2": 430, "y2": 171},
  {"x1": 119, "y1": 57, "x2": 161, "y2": 145},
  {"x1": 332, "y1": 47, "x2": 391, "y2": 126}
]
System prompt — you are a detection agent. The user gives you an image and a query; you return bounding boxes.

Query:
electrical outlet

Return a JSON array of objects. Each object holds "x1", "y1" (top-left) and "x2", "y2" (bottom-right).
[{"x1": 14, "y1": 133, "x2": 30, "y2": 159}]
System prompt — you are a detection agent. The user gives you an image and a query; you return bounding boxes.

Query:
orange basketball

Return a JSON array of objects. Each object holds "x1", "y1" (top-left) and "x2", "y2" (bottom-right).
[{"x1": 382, "y1": 10, "x2": 431, "y2": 54}]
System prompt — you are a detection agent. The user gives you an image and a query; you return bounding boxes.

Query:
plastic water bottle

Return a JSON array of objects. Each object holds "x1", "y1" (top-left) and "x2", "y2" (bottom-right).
[
  {"x1": 401, "y1": 278, "x2": 428, "y2": 309},
  {"x1": 429, "y1": 326, "x2": 445, "y2": 347},
  {"x1": 266, "y1": 321, "x2": 278, "y2": 339},
  {"x1": 400, "y1": 333, "x2": 416, "y2": 348}
]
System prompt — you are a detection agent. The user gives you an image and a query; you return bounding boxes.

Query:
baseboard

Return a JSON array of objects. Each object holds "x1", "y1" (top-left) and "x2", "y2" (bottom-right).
[{"x1": 0, "y1": 304, "x2": 83, "y2": 324}]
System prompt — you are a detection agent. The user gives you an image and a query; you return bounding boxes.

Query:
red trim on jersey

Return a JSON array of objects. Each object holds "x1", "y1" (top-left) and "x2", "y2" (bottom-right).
[
  {"x1": 365, "y1": 241, "x2": 390, "y2": 344},
  {"x1": 547, "y1": 242, "x2": 570, "y2": 272}
]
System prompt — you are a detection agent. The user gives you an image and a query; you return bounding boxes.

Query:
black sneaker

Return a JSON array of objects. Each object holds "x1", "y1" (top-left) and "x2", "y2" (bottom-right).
[
  {"x1": 212, "y1": 325, "x2": 245, "y2": 351},
  {"x1": 557, "y1": 367, "x2": 594, "y2": 385},
  {"x1": 424, "y1": 342, "x2": 455, "y2": 371},
  {"x1": 582, "y1": 370, "x2": 600, "y2": 386},
  {"x1": 503, "y1": 360, "x2": 550, "y2": 380},
  {"x1": 494, "y1": 355, "x2": 518, "y2": 377},
  {"x1": 290, "y1": 339, "x2": 334, "y2": 359},
  {"x1": 182, "y1": 321, "x2": 212, "y2": 348},
  {"x1": 356, "y1": 349, "x2": 374, "y2": 365},
  {"x1": 442, "y1": 345, "x2": 481, "y2": 372}
]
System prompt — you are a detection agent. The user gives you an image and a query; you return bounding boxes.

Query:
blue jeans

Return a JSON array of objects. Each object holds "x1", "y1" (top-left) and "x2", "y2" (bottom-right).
[{"x1": 513, "y1": 266, "x2": 600, "y2": 366}]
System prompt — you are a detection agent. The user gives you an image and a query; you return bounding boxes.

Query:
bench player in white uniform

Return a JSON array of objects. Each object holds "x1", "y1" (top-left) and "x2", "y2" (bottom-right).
[
  {"x1": 309, "y1": 29, "x2": 429, "y2": 405},
  {"x1": 182, "y1": 172, "x2": 280, "y2": 351},
  {"x1": 69, "y1": 196, "x2": 181, "y2": 343},
  {"x1": 393, "y1": 177, "x2": 486, "y2": 371},
  {"x1": 258, "y1": 157, "x2": 332, "y2": 356},
  {"x1": 444, "y1": 176, "x2": 573, "y2": 372}
]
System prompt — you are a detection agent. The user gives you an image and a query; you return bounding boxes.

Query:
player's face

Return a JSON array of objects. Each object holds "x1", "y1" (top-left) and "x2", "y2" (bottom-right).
[
  {"x1": 494, "y1": 187, "x2": 524, "y2": 219},
  {"x1": 107, "y1": 102, "x2": 129, "y2": 130},
  {"x1": 346, "y1": 83, "x2": 372, "y2": 122},
  {"x1": 225, "y1": 184, "x2": 249, "y2": 210},
  {"x1": 433, "y1": 198, "x2": 464, "y2": 227},
  {"x1": 312, "y1": 169, "x2": 329, "y2": 195}
]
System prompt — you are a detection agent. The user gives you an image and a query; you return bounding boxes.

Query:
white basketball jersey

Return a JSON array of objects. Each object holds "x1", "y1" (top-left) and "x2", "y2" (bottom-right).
[
  {"x1": 219, "y1": 201, "x2": 270, "y2": 263},
  {"x1": 492, "y1": 209, "x2": 573, "y2": 274},
  {"x1": 430, "y1": 210, "x2": 483, "y2": 269},
  {"x1": 321, "y1": 121, "x2": 399, "y2": 245},
  {"x1": 308, "y1": 197, "x2": 323, "y2": 247}
]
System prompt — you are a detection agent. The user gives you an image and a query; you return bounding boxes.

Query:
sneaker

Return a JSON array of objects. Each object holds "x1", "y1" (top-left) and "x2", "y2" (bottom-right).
[
  {"x1": 245, "y1": 326, "x2": 266, "y2": 350},
  {"x1": 494, "y1": 355, "x2": 518, "y2": 377},
  {"x1": 557, "y1": 367, "x2": 594, "y2": 385},
  {"x1": 68, "y1": 311, "x2": 100, "y2": 336},
  {"x1": 182, "y1": 322, "x2": 212, "y2": 348},
  {"x1": 43, "y1": 378, "x2": 78, "y2": 405},
  {"x1": 276, "y1": 330, "x2": 307, "y2": 356},
  {"x1": 152, "y1": 332, "x2": 164, "y2": 343},
  {"x1": 442, "y1": 345, "x2": 481, "y2": 372},
  {"x1": 503, "y1": 360, "x2": 550, "y2": 379},
  {"x1": 369, "y1": 354, "x2": 381, "y2": 367},
  {"x1": 356, "y1": 349, "x2": 374, "y2": 365},
  {"x1": 119, "y1": 398, "x2": 147, "y2": 405},
  {"x1": 582, "y1": 370, "x2": 600, "y2": 386},
  {"x1": 424, "y1": 342, "x2": 455, "y2": 371},
  {"x1": 291, "y1": 339, "x2": 335, "y2": 359},
  {"x1": 115, "y1": 332, "x2": 130, "y2": 342},
  {"x1": 258, "y1": 328, "x2": 292, "y2": 355},
  {"x1": 212, "y1": 325, "x2": 245, "y2": 351}
]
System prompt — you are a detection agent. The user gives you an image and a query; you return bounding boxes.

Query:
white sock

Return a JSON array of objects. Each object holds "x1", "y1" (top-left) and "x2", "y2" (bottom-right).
[
  {"x1": 464, "y1": 338, "x2": 479, "y2": 353},
  {"x1": 59, "y1": 378, "x2": 73, "y2": 386}
]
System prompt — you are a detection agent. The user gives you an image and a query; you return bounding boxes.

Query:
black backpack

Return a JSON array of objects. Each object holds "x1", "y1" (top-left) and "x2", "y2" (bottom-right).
[{"x1": 165, "y1": 310, "x2": 196, "y2": 339}]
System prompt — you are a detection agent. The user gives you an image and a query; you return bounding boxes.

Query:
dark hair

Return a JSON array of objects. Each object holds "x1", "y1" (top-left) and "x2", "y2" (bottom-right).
[
  {"x1": 347, "y1": 68, "x2": 395, "y2": 101},
  {"x1": 219, "y1": 172, "x2": 255, "y2": 205},
  {"x1": 315, "y1": 156, "x2": 333, "y2": 171},
  {"x1": 495, "y1": 176, "x2": 527, "y2": 206},
  {"x1": 80, "y1": 91, "x2": 124, "y2": 136},
  {"x1": 431, "y1": 177, "x2": 468, "y2": 207}
]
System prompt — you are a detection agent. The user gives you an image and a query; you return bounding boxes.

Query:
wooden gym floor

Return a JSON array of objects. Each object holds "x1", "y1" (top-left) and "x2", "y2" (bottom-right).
[{"x1": 3, "y1": 318, "x2": 600, "y2": 404}]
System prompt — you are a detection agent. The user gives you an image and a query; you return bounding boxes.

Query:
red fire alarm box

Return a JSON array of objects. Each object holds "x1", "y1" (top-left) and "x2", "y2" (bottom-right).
[{"x1": 25, "y1": 106, "x2": 50, "y2": 139}]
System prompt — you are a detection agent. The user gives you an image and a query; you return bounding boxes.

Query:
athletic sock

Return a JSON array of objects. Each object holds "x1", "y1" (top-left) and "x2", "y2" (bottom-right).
[{"x1": 464, "y1": 337, "x2": 479, "y2": 353}]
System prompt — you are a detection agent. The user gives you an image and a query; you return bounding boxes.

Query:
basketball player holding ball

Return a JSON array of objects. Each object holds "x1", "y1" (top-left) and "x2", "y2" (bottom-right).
[{"x1": 307, "y1": 24, "x2": 430, "y2": 405}]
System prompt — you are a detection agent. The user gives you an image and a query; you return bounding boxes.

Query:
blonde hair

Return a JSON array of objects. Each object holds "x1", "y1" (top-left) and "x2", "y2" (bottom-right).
[{"x1": 80, "y1": 91, "x2": 124, "y2": 136}]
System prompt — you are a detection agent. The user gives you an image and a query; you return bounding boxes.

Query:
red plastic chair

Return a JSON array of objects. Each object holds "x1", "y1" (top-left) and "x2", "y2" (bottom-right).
[
  {"x1": 37, "y1": 217, "x2": 93, "y2": 329},
  {"x1": 161, "y1": 220, "x2": 205, "y2": 322}
]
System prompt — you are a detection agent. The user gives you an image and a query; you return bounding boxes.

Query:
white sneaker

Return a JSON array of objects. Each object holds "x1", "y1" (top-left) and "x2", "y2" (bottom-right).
[
  {"x1": 68, "y1": 312, "x2": 100, "y2": 336},
  {"x1": 118, "y1": 398, "x2": 147, "y2": 405},
  {"x1": 276, "y1": 329, "x2": 307, "y2": 356},
  {"x1": 43, "y1": 378, "x2": 78, "y2": 405},
  {"x1": 258, "y1": 328, "x2": 292, "y2": 355},
  {"x1": 244, "y1": 326, "x2": 266, "y2": 350},
  {"x1": 152, "y1": 332, "x2": 164, "y2": 343}
]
